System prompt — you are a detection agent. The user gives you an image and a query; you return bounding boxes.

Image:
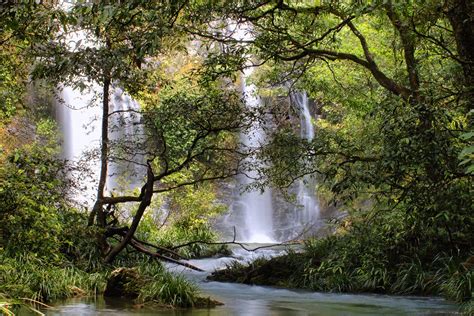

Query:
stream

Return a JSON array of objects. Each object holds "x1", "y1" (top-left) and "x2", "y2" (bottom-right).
[{"x1": 42, "y1": 246, "x2": 458, "y2": 316}]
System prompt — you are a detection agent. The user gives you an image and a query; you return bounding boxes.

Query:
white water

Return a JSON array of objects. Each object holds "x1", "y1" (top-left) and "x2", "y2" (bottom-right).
[
  {"x1": 56, "y1": 85, "x2": 145, "y2": 206},
  {"x1": 108, "y1": 86, "x2": 146, "y2": 192},
  {"x1": 293, "y1": 91, "x2": 320, "y2": 235},
  {"x1": 224, "y1": 89, "x2": 321, "y2": 243},
  {"x1": 55, "y1": 84, "x2": 102, "y2": 207},
  {"x1": 226, "y1": 24, "x2": 275, "y2": 243},
  {"x1": 45, "y1": 248, "x2": 458, "y2": 315},
  {"x1": 222, "y1": 24, "x2": 321, "y2": 241},
  {"x1": 237, "y1": 66, "x2": 275, "y2": 243},
  {"x1": 54, "y1": 9, "x2": 145, "y2": 207}
]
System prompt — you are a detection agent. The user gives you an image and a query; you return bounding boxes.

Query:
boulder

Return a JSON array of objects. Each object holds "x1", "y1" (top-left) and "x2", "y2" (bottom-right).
[{"x1": 104, "y1": 268, "x2": 141, "y2": 298}]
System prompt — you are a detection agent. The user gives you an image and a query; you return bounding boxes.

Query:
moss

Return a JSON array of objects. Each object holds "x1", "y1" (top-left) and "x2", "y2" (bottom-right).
[
  {"x1": 208, "y1": 253, "x2": 308, "y2": 287},
  {"x1": 104, "y1": 268, "x2": 141, "y2": 299}
]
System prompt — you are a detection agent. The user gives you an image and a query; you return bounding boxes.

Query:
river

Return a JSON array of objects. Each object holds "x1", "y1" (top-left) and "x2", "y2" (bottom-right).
[{"x1": 41, "y1": 246, "x2": 458, "y2": 316}]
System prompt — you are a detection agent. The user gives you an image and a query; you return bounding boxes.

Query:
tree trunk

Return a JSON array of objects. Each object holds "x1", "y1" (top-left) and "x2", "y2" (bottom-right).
[
  {"x1": 91, "y1": 74, "x2": 111, "y2": 254},
  {"x1": 104, "y1": 163, "x2": 154, "y2": 263},
  {"x1": 446, "y1": 0, "x2": 474, "y2": 109}
]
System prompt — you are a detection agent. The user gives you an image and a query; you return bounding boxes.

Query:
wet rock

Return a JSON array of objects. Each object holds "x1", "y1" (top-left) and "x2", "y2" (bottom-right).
[{"x1": 104, "y1": 268, "x2": 141, "y2": 298}]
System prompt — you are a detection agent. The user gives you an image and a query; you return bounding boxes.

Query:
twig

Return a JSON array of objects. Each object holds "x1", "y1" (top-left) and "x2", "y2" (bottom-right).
[{"x1": 171, "y1": 227, "x2": 302, "y2": 252}]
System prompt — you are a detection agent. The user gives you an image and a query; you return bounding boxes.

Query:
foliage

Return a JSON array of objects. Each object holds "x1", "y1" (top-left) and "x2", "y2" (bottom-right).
[
  {"x1": 0, "y1": 2, "x2": 61, "y2": 121},
  {"x1": 140, "y1": 56, "x2": 246, "y2": 177},
  {"x1": 1, "y1": 1, "x2": 472, "y2": 313},
  {"x1": 0, "y1": 120, "x2": 73, "y2": 260},
  {"x1": 0, "y1": 45, "x2": 26, "y2": 120},
  {"x1": 238, "y1": 3, "x2": 473, "y2": 311},
  {"x1": 136, "y1": 182, "x2": 229, "y2": 258},
  {"x1": 0, "y1": 252, "x2": 207, "y2": 308},
  {"x1": 135, "y1": 261, "x2": 201, "y2": 308},
  {"x1": 211, "y1": 213, "x2": 472, "y2": 311},
  {"x1": 0, "y1": 252, "x2": 106, "y2": 303},
  {"x1": 298, "y1": 217, "x2": 473, "y2": 311},
  {"x1": 458, "y1": 110, "x2": 474, "y2": 176},
  {"x1": 209, "y1": 252, "x2": 306, "y2": 287}
]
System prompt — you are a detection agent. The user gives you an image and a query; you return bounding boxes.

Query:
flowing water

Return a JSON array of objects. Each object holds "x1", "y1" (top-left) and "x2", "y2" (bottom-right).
[
  {"x1": 55, "y1": 83, "x2": 102, "y2": 206},
  {"x1": 234, "y1": 65, "x2": 275, "y2": 243},
  {"x1": 55, "y1": 17, "x2": 320, "y2": 243},
  {"x1": 43, "y1": 247, "x2": 458, "y2": 316},
  {"x1": 49, "y1": 15, "x2": 457, "y2": 316},
  {"x1": 55, "y1": 84, "x2": 145, "y2": 206},
  {"x1": 223, "y1": 88, "x2": 323, "y2": 243},
  {"x1": 292, "y1": 91, "x2": 320, "y2": 235},
  {"x1": 222, "y1": 26, "x2": 322, "y2": 242}
]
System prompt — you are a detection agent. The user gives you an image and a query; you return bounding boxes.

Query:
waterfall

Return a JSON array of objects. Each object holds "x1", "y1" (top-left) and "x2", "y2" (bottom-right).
[
  {"x1": 56, "y1": 85, "x2": 103, "y2": 207},
  {"x1": 55, "y1": 84, "x2": 145, "y2": 206},
  {"x1": 224, "y1": 89, "x2": 321, "y2": 242},
  {"x1": 292, "y1": 91, "x2": 320, "y2": 236},
  {"x1": 219, "y1": 23, "x2": 320, "y2": 242},
  {"x1": 220, "y1": 23, "x2": 274, "y2": 243},
  {"x1": 54, "y1": 5, "x2": 145, "y2": 206},
  {"x1": 108, "y1": 87, "x2": 146, "y2": 192},
  {"x1": 236, "y1": 67, "x2": 275, "y2": 243}
]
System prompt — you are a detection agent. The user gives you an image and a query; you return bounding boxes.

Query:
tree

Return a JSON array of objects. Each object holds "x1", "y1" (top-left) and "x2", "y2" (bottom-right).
[
  {"x1": 185, "y1": 0, "x2": 473, "y2": 255},
  {"x1": 29, "y1": 1, "x2": 253, "y2": 264}
]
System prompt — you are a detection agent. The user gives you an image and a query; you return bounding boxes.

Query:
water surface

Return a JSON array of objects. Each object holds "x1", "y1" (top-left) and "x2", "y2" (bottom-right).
[{"x1": 44, "y1": 247, "x2": 459, "y2": 315}]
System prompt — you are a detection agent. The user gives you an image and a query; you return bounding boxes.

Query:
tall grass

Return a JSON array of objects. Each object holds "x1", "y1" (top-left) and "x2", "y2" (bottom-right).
[
  {"x1": 133, "y1": 262, "x2": 200, "y2": 307},
  {"x1": 1, "y1": 250, "x2": 214, "y2": 310},
  {"x1": 0, "y1": 253, "x2": 107, "y2": 302}
]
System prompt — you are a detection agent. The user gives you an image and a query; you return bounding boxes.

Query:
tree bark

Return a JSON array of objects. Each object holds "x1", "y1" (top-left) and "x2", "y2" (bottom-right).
[
  {"x1": 104, "y1": 162, "x2": 155, "y2": 263},
  {"x1": 89, "y1": 72, "x2": 111, "y2": 254},
  {"x1": 384, "y1": 2, "x2": 420, "y2": 100},
  {"x1": 446, "y1": 0, "x2": 474, "y2": 109}
]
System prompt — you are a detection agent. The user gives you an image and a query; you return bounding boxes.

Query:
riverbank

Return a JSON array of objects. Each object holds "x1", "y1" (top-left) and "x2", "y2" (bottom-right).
[
  {"x1": 34, "y1": 247, "x2": 460, "y2": 315},
  {"x1": 0, "y1": 253, "x2": 222, "y2": 315},
  {"x1": 207, "y1": 240, "x2": 473, "y2": 315}
]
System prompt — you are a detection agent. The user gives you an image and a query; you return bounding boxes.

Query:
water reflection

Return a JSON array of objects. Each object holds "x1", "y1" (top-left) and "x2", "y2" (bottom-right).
[
  {"x1": 42, "y1": 249, "x2": 458, "y2": 316},
  {"x1": 43, "y1": 293, "x2": 458, "y2": 316}
]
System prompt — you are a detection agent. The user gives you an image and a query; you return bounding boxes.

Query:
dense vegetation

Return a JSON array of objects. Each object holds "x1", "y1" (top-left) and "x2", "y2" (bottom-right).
[
  {"x1": 205, "y1": 1, "x2": 473, "y2": 314},
  {"x1": 1, "y1": 0, "x2": 472, "y2": 314}
]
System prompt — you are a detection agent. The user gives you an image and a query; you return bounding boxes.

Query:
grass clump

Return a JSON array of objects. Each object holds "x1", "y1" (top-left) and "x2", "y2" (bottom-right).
[
  {"x1": 136, "y1": 262, "x2": 201, "y2": 307},
  {"x1": 102, "y1": 260, "x2": 219, "y2": 308},
  {"x1": 209, "y1": 211, "x2": 473, "y2": 314},
  {"x1": 0, "y1": 252, "x2": 107, "y2": 303}
]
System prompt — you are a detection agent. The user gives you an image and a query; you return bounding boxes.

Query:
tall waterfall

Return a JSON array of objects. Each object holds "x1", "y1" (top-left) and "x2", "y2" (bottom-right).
[
  {"x1": 56, "y1": 84, "x2": 104, "y2": 208},
  {"x1": 108, "y1": 87, "x2": 146, "y2": 191},
  {"x1": 55, "y1": 85, "x2": 145, "y2": 206},
  {"x1": 222, "y1": 89, "x2": 321, "y2": 243},
  {"x1": 292, "y1": 91, "x2": 320, "y2": 235},
  {"x1": 54, "y1": 8, "x2": 145, "y2": 206},
  {"x1": 235, "y1": 67, "x2": 275, "y2": 243}
]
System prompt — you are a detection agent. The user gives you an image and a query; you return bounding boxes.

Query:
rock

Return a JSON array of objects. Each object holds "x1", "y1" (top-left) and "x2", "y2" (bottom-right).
[
  {"x1": 195, "y1": 296, "x2": 225, "y2": 307},
  {"x1": 69, "y1": 286, "x2": 87, "y2": 297},
  {"x1": 104, "y1": 268, "x2": 141, "y2": 298}
]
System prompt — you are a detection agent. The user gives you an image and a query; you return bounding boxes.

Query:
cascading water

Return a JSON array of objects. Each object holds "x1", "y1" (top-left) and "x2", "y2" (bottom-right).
[
  {"x1": 108, "y1": 86, "x2": 146, "y2": 192},
  {"x1": 292, "y1": 91, "x2": 320, "y2": 234},
  {"x1": 235, "y1": 67, "x2": 275, "y2": 243},
  {"x1": 55, "y1": 4, "x2": 145, "y2": 206},
  {"x1": 217, "y1": 24, "x2": 321, "y2": 242},
  {"x1": 55, "y1": 84, "x2": 145, "y2": 206},
  {"x1": 55, "y1": 84, "x2": 102, "y2": 207}
]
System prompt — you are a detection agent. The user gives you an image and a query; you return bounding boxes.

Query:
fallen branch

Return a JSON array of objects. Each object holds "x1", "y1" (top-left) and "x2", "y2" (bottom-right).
[
  {"x1": 131, "y1": 236, "x2": 186, "y2": 260},
  {"x1": 129, "y1": 239, "x2": 204, "y2": 272}
]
